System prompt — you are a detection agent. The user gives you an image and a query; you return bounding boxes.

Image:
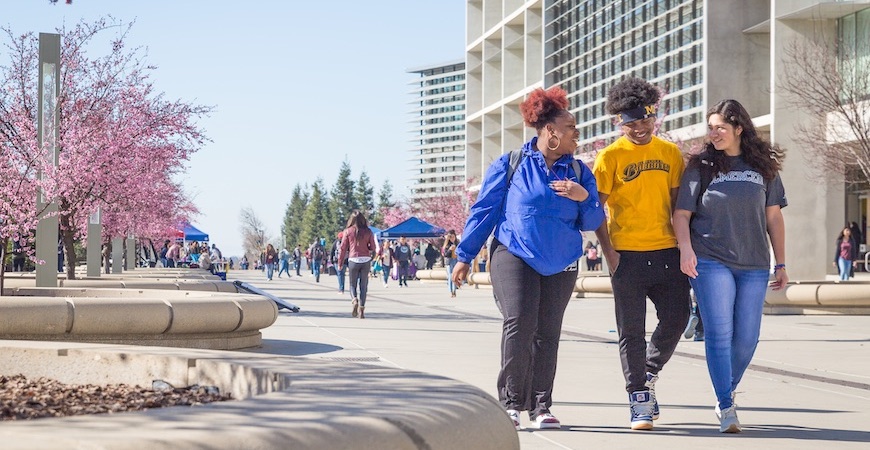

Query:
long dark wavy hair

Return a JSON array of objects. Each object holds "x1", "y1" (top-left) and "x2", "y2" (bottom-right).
[
  {"x1": 689, "y1": 99, "x2": 785, "y2": 180},
  {"x1": 347, "y1": 210, "x2": 372, "y2": 241}
]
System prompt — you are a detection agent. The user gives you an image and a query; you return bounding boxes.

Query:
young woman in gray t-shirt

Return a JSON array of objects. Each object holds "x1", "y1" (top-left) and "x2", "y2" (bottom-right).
[{"x1": 673, "y1": 99, "x2": 788, "y2": 434}]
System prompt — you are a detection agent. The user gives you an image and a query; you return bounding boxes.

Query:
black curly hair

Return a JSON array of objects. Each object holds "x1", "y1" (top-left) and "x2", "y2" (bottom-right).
[
  {"x1": 688, "y1": 99, "x2": 785, "y2": 180},
  {"x1": 605, "y1": 77, "x2": 660, "y2": 115}
]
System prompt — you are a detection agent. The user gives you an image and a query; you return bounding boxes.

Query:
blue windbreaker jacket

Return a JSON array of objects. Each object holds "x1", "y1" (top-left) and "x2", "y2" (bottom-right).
[{"x1": 456, "y1": 138, "x2": 605, "y2": 276}]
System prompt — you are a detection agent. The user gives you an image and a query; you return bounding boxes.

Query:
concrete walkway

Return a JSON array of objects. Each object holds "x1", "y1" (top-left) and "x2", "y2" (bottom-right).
[{"x1": 229, "y1": 268, "x2": 870, "y2": 450}]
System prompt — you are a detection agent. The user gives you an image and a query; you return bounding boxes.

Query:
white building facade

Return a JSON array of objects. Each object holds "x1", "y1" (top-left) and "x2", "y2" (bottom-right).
[{"x1": 408, "y1": 60, "x2": 467, "y2": 202}]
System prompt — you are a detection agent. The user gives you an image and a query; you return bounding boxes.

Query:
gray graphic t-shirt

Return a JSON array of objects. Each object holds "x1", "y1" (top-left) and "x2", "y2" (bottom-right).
[{"x1": 676, "y1": 156, "x2": 787, "y2": 270}]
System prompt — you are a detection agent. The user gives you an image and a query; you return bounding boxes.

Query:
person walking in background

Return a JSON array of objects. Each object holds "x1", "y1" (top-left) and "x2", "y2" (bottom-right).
[
  {"x1": 159, "y1": 240, "x2": 169, "y2": 268},
  {"x1": 166, "y1": 240, "x2": 181, "y2": 268},
  {"x1": 311, "y1": 239, "x2": 326, "y2": 283},
  {"x1": 442, "y1": 230, "x2": 460, "y2": 297},
  {"x1": 424, "y1": 243, "x2": 439, "y2": 270},
  {"x1": 673, "y1": 99, "x2": 788, "y2": 433},
  {"x1": 394, "y1": 236, "x2": 412, "y2": 287},
  {"x1": 263, "y1": 244, "x2": 278, "y2": 281},
  {"x1": 378, "y1": 240, "x2": 394, "y2": 287},
  {"x1": 834, "y1": 226, "x2": 858, "y2": 281},
  {"x1": 331, "y1": 233, "x2": 347, "y2": 294},
  {"x1": 277, "y1": 246, "x2": 292, "y2": 278},
  {"x1": 339, "y1": 211, "x2": 377, "y2": 319},
  {"x1": 12, "y1": 238, "x2": 26, "y2": 272},
  {"x1": 293, "y1": 244, "x2": 302, "y2": 276},
  {"x1": 592, "y1": 77, "x2": 691, "y2": 430},
  {"x1": 584, "y1": 241, "x2": 601, "y2": 271},
  {"x1": 452, "y1": 86, "x2": 605, "y2": 431}
]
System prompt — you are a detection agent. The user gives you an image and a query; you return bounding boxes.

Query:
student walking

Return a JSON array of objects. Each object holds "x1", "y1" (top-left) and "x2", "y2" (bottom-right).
[
  {"x1": 673, "y1": 99, "x2": 788, "y2": 433},
  {"x1": 592, "y1": 77, "x2": 691, "y2": 430},
  {"x1": 452, "y1": 86, "x2": 604, "y2": 431},
  {"x1": 834, "y1": 226, "x2": 858, "y2": 281},
  {"x1": 378, "y1": 241, "x2": 394, "y2": 287},
  {"x1": 338, "y1": 211, "x2": 377, "y2": 319},
  {"x1": 442, "y1": 230, "x2": 460, "y2": 297},
  {"x1": 394, "y1": 237, "x2": 412, "y2": 287},
  {"x1": 263, "y1": 244, "x2": 278, "y2": 281}
]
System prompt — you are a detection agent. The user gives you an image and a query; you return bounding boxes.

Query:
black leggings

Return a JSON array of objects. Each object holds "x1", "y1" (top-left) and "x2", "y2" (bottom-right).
[
  {"x1": 489, "y1": 240, "x2": 577, "y2": 419},
  {"x1": 348, "y1": 260, "x2": 371, "y2": 306}
]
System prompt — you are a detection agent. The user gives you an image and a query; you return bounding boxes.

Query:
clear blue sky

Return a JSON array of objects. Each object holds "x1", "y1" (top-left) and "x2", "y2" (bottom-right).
[{"x1": 2, "y1": 0, "x2": 466, "y2": 257}]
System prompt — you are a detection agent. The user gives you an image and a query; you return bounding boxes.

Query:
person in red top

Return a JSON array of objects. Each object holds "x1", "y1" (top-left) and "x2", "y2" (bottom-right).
[{"x1": 338, "y1": 210, "x2": 377, "y2": 319}]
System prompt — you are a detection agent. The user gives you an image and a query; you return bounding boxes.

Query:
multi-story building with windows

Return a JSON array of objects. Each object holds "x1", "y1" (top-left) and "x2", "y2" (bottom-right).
[
  {"x1": 408, "y1": 60, "x2": 467, "y2": 202},
  {"x1": 466, "y1": 0, "x2": 870, "y2": 279}
]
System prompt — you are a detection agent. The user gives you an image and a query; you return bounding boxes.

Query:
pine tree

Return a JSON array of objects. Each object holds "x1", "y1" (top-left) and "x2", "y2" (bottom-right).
[
  {"x1": 329, "y1": 161, "x2": 357, "y2": 231},
  {"x1": 300, "y1": 179, "x2": 332, "y2": 248},
  {"x1": 282, "y1": 184, "x2": 309, "y2": 249},
  {"x1": 371, "y1": 180, "x2": 394, "y2": 228},
  {"x1": 355, "y1": 171, "x2": 375, "y2": 219}
]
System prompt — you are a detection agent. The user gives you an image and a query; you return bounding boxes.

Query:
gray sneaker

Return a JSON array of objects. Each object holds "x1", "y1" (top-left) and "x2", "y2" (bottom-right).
[{"x1": 684, "y1": 314, "x2": 699, "y2": 339}]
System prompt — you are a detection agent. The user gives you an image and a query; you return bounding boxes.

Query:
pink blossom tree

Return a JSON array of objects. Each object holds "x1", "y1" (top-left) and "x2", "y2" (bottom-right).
[{"x1": 0, "y1": 18, "x2": 210, "y2": 280}]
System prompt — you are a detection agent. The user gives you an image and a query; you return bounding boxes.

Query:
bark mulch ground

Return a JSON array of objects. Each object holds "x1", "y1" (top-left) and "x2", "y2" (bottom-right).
[{"x1": 0, "y1": 374, "x2": 233, "y2": 420}]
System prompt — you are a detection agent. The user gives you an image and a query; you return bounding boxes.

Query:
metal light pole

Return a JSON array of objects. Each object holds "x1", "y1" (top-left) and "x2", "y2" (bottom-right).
[
  {"x1": 35, "y1": 33, "x2": 60, "y2": 287},
  {"x1": 111, "y1": 237, "x2": 124, "y2": 274},
  {"x1": 125, "y1": 233, "x2": 136, "y2": 270},
  {"x1": 86, "y1": 208, "x2": 101, "y2": 277}
]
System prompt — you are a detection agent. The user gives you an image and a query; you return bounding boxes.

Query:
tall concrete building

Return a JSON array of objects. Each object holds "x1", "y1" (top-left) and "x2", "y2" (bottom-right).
[
  {"x1": 466, "y1": 0, "x2": 870, "y2": 279},
  {"x1": 407, "y1": 60, "x2": 467, "y2": 202}
]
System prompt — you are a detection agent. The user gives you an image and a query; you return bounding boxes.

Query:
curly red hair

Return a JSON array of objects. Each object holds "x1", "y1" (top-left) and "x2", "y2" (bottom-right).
[{"x1": 520, "y1": 86, "x2": 569, "y2": 129}]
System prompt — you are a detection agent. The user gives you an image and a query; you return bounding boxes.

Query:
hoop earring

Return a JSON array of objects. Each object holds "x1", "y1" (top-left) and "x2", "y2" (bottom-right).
[{"x1": 547, "y1": 134, "x2": 560, "y2": 151}]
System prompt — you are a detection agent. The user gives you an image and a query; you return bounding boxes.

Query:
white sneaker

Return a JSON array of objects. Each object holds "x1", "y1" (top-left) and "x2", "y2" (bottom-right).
[
  {"x1": 506, "y1": 409, "x2": 521, "y2": 430},
  {"x1": 532, "y1": 412, "x2": 561, "y2": 430},
  {"x1": 718, "y1": 405, "x2": 741, "y2": 433}
]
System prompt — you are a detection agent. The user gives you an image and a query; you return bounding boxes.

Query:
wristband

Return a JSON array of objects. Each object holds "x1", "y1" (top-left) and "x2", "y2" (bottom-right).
[{"x1": 774, "y1": 263, "x2": 786, "y2": 271}]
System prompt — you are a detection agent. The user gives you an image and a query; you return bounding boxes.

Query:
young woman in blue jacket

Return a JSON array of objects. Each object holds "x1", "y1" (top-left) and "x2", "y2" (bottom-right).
[{"x1": 452, "y1": 86, "x2": 604, "y2": 430}]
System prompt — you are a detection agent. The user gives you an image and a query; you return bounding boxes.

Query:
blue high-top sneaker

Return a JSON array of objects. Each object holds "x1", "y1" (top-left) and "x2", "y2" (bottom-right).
[{"x1": 629, "y1": 391, "x2": 655, "y2": 430}]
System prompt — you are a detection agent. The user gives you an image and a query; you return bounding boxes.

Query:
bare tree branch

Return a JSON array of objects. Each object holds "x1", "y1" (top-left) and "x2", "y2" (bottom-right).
[{"x1": 778, "y1": 36, "x2": 870, "y2": 189}]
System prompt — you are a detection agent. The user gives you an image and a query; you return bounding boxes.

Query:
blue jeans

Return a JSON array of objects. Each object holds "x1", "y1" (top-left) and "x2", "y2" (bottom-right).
[
  {"x1": 278, "y1": 260, "x2": 291, "y2": 277},
  {"x1": 838, "y1": 257, "x2": 852, "y2": 280},
  {"x1": 266, "y1": 262, "x2": 275, "y2": 280},
  {"x1": 690, "y1": 258, "x2": 769, "y2": 410},
  {"x1": 337, "y1": 264, "x2": 347, "y2": 292},
  {"x1": 446, "y1": 257, "x2": 458, "y2": 293},
  {"x1": 383, "y1": 265, "x2": 392, "y2": 285},
  {"x1": 313, "y1": 260, "x2": 321, "y2": 282}
]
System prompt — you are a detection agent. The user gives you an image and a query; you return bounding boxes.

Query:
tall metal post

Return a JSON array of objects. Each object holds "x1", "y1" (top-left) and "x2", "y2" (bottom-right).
[
  {"x1": 111, "y1": 237, "x2": 124, "y2": 274},
  {"x1": 35, "y1": 33, "x2": 60, "y2": 287},
  {"x1": 86, "y1": 209, "x2": 102, "y2": 277},
  {"x1": 125, "y1": 234, "x2": 136, "y2": 270}
]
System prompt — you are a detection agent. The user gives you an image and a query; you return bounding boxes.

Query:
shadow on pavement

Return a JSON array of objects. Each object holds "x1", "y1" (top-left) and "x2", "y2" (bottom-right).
[{"x1": 246, "y1": 339, "x2": 343, "y2": 356}]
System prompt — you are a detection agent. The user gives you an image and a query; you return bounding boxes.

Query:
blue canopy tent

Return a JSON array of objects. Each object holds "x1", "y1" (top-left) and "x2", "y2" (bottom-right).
[
  {"x1": 179, "y1": 223, "x2": 209, "y2": 242},
  {"x1": 369, "y1": 225, "x2": 382, "y2": 240},
  {"x1": 379, "y1": 217, "x2": 446, "y2": 239}
]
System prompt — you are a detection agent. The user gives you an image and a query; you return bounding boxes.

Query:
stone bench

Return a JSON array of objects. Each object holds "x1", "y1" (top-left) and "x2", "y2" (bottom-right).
[
  {"x1": 0, "y1": 340, "x2": 519, "y2": 450},
  {"x1": 0, "y1": 287, "x2": 278, "y2": 350}
]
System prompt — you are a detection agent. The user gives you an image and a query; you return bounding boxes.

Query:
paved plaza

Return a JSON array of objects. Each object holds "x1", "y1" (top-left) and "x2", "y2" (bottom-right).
[{"x1": 228, "y1": 269, "x2": 870, "y2": 450}]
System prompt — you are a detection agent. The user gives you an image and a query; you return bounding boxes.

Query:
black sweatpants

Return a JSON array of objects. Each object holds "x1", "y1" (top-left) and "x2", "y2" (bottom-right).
[
  {"x1": 490, "y1": 240, "x2": 578, "y2": 419},
  {"x1": 611, "y1": 248, "x2": 691, "y2": 393}
]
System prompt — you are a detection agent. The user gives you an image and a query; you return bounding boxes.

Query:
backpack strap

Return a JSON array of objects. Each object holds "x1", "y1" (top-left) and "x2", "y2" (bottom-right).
[
  {"x1": 506, "y1": 149, "x2": 524, "y2": 187},
  {"x1": 571, "y1": 159, "x2": 583, "y2": 183}
]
